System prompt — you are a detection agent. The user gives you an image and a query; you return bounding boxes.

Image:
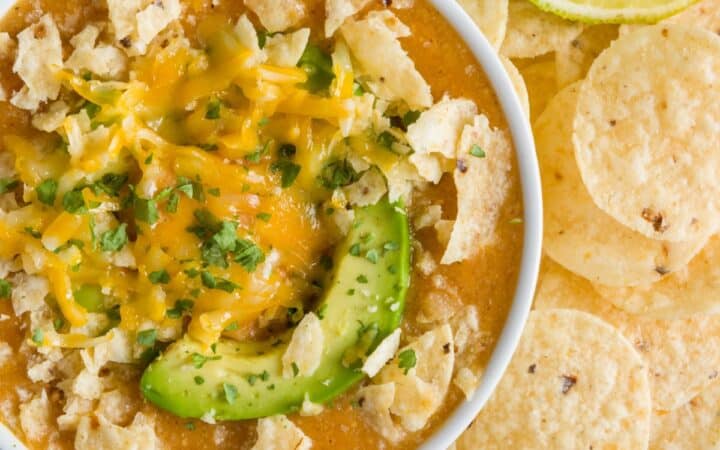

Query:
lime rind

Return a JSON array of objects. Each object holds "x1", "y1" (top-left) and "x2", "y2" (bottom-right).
[{"x1": 527, "y1": 0, "x2": 700, "y2": 24}]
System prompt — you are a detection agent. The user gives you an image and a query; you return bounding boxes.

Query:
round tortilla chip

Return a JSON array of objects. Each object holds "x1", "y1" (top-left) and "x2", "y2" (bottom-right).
[
  {"x1": 664, "y1": 0, "x2": 720, "y2": 33},
  {"x1": 457, "y1": 0, "x2": 509, "y2": 50},
  {"x1": 554, "y1": 24, "x2": 618, "y2": 88},
  {"x1": 536, "y1": 259, "x2": 720, "y2": 411},
  {"x1": 595, "y1": 235, "x2": 720, "y2": 320},
  {"x1": 457, "y1": 309, "x2": 651, "y2": 450},
  {"x1": 650, "y1": 382, "x2": 720, "y2": 450},
  {"x1": 517, "y1": 55, "x2": 559, "y2": 122},
  {"x1": 500, "y1": 55, "x2": 530, "y2": 119},
  {"x1": 500, "y1": 0, "x2": 584, "y2": 59},
  {"x1": 538, "y1": 83, "x2": 705, "y2": 287},
  {"x1": 573, "y1": 25, "x2": 720, "y2": 243}
]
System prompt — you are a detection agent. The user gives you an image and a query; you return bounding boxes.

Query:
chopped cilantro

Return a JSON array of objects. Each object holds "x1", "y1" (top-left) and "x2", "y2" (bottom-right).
[
  {"x1": 148, "y1": 270, "x2": 170, "y2": 284},
  {"x1": 99, "y1": 223, "x2": 128, "y2": 252},
  {"x1": 402, "y1": 110, "x2": 421, "y2": 128},
  {"x1": 470, "y1": 144, "x2": 486, "y2": 158},
  {"x1": 365, "y1": 249, "x2": 379, "y2": 264},
  {"x1": 93, "y1": 173, "x2": 128, "y2": 197},
  {"x1": 24, "y1": 227, "x2": 41, "y2": 239},
  {"x1": 205, "y1": 99, "x2": 221, "y2": 120},
  {"x1": 278, "y1": 143, "x2": 296, "y2": 159},
  {"x1": 191, "y1": 352, "x2": 221, "y2": 369},
  {"x1": 166, "y1": 299, "x2": 194, "y2": 319},
  {"x1": 36, "y1": 179, "x2": 58, "y2": 205},
  {"x1": 349, "y1": 244, "x2": 361, "y2": 257},
  {"x1": 398, "y1": 349, "x2": 417, "y2": 374},
  {"x1": 201, "y1": 271, "x2": 238, "y2": 292},
  {"x1": 134, "y1": 197, "x2": 159, "y2": 224},
  {"x1": 166, "y1": 192, "x2": 180, "y2": 213},
  {"x1": 224, "y1": 321, "x2": 238, "y2": 332},
  {"x1": 317, "y1": 303, "x2": 328, "y2": 320},
  {"x1": 260, "y1": 370, "x2": 270, "y2": 381},
  {"x1": 256, "y1": 212, "x2": 271, "y2": 222},
  {"x1": 247, "y1": 374, "x2": 258, "y2": 386},
  {"x1": 194, "y1": 376, "x2": 205, "y2": 385},
  {"x1": 223, "y1": 383, "x2": 238, "y2": 404},
  {"x1": 356, "y1": 274, "x2": 368, "y2": 284},
  {"x1": 144, "y1": 153, "x2": 154, "y2": 165},
  {"x1": 270, "y1": 160, "x2": 301, "y2": 188},
  {"x1": 201, "y1": 241, "x2": 228, "y2": 268},
  {"x1": 83, "y1": 101, "x2": 101, "y2": 119},
  {"x1": 245, "y1": 141, "x2": 270, "y2": 164},
  {"x1": 62, "y1": 189, "x2": 87, "y2": 214},
  {"x1": 319, "y1": 159, "x2": 359, "y2": 190},
  {"x1": 291, "y1": 362, "x2": 300, "y2": 377},
  {"x1": 0, "y1": 280, "x2": 11, "y2": 299},
  {"x1": 137, "y1": 329, "x2": 157, "y2": 346},
  {"x1": 258, "y1": 117, "x2": 269, "y2": 127},
  {"x1": 377, "y1": 131, "x2": 397, "y2": 149},
  {"x1": 212, "y1": 221, "x2": 238, "y2": 252},
  {"x1": 185, "y1": 422, "x2": 196, "y2": 431},
  {"x1": 383, "y1": 241, "x2": 400, "y2": 252},
  {"x1": 234, "y1": 239, "x2": 265, "y2": 272}
]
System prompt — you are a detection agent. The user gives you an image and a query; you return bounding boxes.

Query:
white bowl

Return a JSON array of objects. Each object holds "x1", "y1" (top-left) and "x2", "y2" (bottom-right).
[{"x1": 0, "y1": 1, "x2": 542, "y2": 448}]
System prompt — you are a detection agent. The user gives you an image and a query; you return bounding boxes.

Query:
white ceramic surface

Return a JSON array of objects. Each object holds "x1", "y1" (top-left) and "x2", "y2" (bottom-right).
[{"x1": 0, "y1": 1, "x2": 542, "y2": 449}]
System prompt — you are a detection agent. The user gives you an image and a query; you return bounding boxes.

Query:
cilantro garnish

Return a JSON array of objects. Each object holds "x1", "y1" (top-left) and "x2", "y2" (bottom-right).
[
  {"x1": 470, "y1": 144, "x2": 486, "y2": 158},
  {"x1": 137, "y1": 329, "x2": 158, "y2": 346},
  {"x1": 0, "y1": 280, "x2": 11, "y2": 299},
  {"x1": 36, "y1": 179, "x2": 58, "y2": 205},
  {"x1": 398, "y1": 349, "x2": 417, "y2": 375},
  {"x1": 223, "y1": 383, "x2": 238, "y2": 404},
  {"x1": 148, "y1": 270, "x2": 170, "y2": 285},
  {"x1": 99, "y1": 223, "x2": 128, "y2": 252}
]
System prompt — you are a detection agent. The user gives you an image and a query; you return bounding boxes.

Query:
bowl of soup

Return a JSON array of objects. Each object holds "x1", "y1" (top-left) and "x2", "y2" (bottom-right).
[{"x1": 0, "y1": 0, "x2": 540, "y2": 448}]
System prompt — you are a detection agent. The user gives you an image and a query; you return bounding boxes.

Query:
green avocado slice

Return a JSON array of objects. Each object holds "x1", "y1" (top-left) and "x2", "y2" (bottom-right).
[{"x1": 140, "y1": 198, "x2": 410, "y2": 420}]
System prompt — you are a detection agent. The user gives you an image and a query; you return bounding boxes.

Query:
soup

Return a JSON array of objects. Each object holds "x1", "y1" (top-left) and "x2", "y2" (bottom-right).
[{"x1": 0, "y1": 0, "x2": 523, "y2": 448}]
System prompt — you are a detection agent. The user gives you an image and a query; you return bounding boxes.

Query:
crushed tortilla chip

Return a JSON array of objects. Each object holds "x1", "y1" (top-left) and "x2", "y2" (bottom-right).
[
  {"x1": 65, "y1": 25, "x2": 127, "y2": 79},
  {"x1": 441, "y1": 115, "x2": 512, "y2": 265},
  {"x1": 454, "y1": 367, "x2": 480, "y2": 400},
  {"x1": 282, "y1": 312, "x2": 324, "y2": 378},
  {"x1": 19, "y1": 390, "x2": 51, "y2": 442},
  {"x1": 136, "y1": 0, "x2": 183, "y2": 55},
  {"x1": 245, "y1": 0, "x2": 306, "y2": 33},
  {"x1": 407, "y1": 97, "x2": 477, "y2": 183},
  {"x1": 356, "y1": 383, "x2": 406, "y2": 443},
  {"x1": 325, "y1": 0, "x2": 371, "y2": 37},
  {"x1": 264, "y1": 29, "x2": 311, "y2": 67},
  {"x1": 234, "y1": 15, "x2": 267, "y2": 68},
  {"x1": 0, "y1": 32, "x2": 14, "y2": 58},
  {"x1": 377, "y1": 324, "x2": 455, "y2": 432},
  {"x1": 251, "y1": 415, "x2": 312, "y2": 450},
  {"x1": 31, "y1": 100, "x2": 69, "y2": 132},
  {"x1": 343, "y1": 168, "x2": 387, "y2": 207},
  {"x1": 362, "y1": 328, "x2": 401, "y2": 378},
  {"x1": 11, "y1": 14, "x2": 63, "y2": 111},
  {"x1": 341, "y1": 10, "x2": 433, "y2": 110},
  {"x1": 75, "y1": 413, "x2": 160, "y2": 450}
]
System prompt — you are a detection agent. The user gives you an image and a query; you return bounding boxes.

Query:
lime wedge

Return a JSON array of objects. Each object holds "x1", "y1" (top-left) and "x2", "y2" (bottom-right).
[{"x1": 527, "y1": 0, "x2": 700, "y2": 24}]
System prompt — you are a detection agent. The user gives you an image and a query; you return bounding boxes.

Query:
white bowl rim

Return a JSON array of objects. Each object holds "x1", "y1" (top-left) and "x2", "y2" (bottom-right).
[{"x1": 0, "y1": 0, "x2": 542, "y2": 449}]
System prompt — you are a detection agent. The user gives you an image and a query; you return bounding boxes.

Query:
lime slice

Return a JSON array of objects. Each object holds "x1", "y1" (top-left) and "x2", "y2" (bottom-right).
[{"x1": 527, "y1": 0, "x2": 700, "y2": 24}]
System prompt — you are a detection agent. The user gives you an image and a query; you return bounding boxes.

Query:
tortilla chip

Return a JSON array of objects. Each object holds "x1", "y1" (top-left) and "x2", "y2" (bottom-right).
[
  {"x1": 516, "y1": 55, "x2": 558, "y2": 122},
  {"x1": 538, "y1": 83, "x2": 705, "y2": 287},
  {"x1": 573, "y1": 25, "x2": 720, "y2": 243},
  {"x1": 441, "y1": 115, "x2": 512, "y2": 265},
  {"x1": 252, "y1": 415, "x2": 312, "y2": 450},
  {"x1": 325, "y1": 0, "x2": 371, "y2": 37},
  {"x1": 650, "y1": 383, "x2": 720, "y2": 449},
  {"x1": 457, "y1": 309, "x2": 651, "y2": 450},
  {"x1": 536, "y1": 259, "x2": 720, "y2": 411},
  {"x1": 11, "y1": 14, "x2": 63, "y2": 111},
  {"x1": 664, "y1": 0, "x2": 720, "y2": 33},
  {"x1": 340, "y1": 11, "x2": 433, "y2": 110},
  {"x1": 554, "y1": 24, "x2": 618, "y2": 88},
  {"x1": 75, "y1": 413, "x2": 160, "y2": 450},
  {"x1": 31, "y1": 100, "x2": 69, "y2": 132},
  {"x1": 264, "y1": 28, "x2": 310, "y2": 67},
  {"x1": 106, "y1": 0, "x2": 143, "y2": 42},
  {"x1": 377, "y1": 324, "x2": 454, "y2": 432},
  {"x1": 356, "y1": 383, "x2": 405, "y2": 443},
  {"x1": 136, "y1": 0, "x2": 182, "y2": 54},
  {"x1": 457, "y1": 0, "x2": 509, "y2": 49},
  {"x1": 500, "y1": 0, "x2": 583, "y2": 59},
  {"x1": 595, "y1": 235, "x2": 720, "y2": 320},
  {"x1": 407, "y1": 97, "x2": 477, "y2": 183},
  {"x1": 362, "y1": 328, "x2": 401, "y2": 378},
  {"x1": 245, "y1": 0, "x2": 306, "y2": 33},
  {"x1": 499, "y1": 56, "x2": 529, "y2": 119},
  {"x1": 281, "y1": 312, "x2": 324, "y2": 378},
  {"x1": 343, "y1": 168, "x2": 387, "y2": 207},
  {"x1": 234, "y1": 15, "x2": 267, "y2": 68},
  {"x1": 65, "y1": 25, "x2": 127, "y2": 79}
]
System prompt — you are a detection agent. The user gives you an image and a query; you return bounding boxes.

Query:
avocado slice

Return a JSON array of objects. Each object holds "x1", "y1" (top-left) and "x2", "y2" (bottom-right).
[{"x1": 140, "y1": 198, "x2": 410, "y2": 420}]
